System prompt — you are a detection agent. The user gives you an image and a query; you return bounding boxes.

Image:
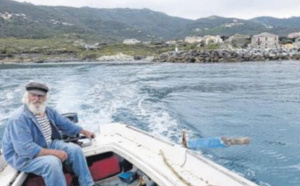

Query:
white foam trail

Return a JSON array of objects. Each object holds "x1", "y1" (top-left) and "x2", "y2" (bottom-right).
[{"x1": 53, "y1": 78, "x2": 82, "y2": 113}]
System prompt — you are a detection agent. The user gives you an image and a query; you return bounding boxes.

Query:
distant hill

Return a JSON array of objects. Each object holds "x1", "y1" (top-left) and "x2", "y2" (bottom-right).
[
  {"x1": 250, "y1": 16, "x2": 300, "y2": 35},
  {"x1": 178, "y1": 15, "x2": 300, "y2": 37},
  {"x1": 0, "y1": 0, "x2": 299, "y2": 42},
  {"x1": 251, "y1": 16, "x2": 300, "y2": 28},
  {"x1": 76, "y1": 7, "x2": 193, "y2": 39}
]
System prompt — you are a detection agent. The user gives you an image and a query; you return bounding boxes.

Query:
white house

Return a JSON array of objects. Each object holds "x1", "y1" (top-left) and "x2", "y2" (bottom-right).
[
  {"x1": 281, "y1": 43, "x2": 297, "y2": 50},
  {"x1": 250, "y1": 32, "x2": 279, "y2": 49},
  {"x1": 123, "y1": 39, "x2": 141, "y2": 45},
  {"x1": 166, "y1": 40, "x2": 177, "y2": 45},
  {"x1": 142, "y1": 41, "x2": 151, "y2": 45},
  {"x1": 295, "y1": 37, "x2": 300, "y2": 48},
  {"x1": 203, "y1": 35, "x2": 223, "y2": 45},
  {"x1": 227, "y1": 34, "x2": 250, "y2": 48},
  {"x1": 288, "y1": 32, "x2": 300, "y2": 39},
  {"x1": 184, "y1": 36, "x2": 203, "y2": 44},
  {"x1": 84, "y1": 43, "x2": 99, "y2": 50}
]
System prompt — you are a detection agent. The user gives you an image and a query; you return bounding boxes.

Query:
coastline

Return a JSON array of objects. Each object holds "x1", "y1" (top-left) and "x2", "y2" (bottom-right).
[
  {"x1": 0, "y1": 53, "x2": 154, "y2": 64},
  {"x1": 1, "y1": 48, "x2": 300, "y2": 64},
  {"x1": 153, "y1": 48, "x2": 300, "y2": 63}
]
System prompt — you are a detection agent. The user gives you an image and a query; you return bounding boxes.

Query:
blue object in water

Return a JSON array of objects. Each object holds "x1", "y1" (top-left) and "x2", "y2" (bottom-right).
[{"x1": 187, "y1": 137, "x2": 228, "y2": 150}]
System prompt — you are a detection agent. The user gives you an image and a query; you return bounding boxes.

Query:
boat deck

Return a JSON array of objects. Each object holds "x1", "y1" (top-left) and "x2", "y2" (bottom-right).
[
  {"x1": 95, "y1": 175, "x2": 142, "y2": 186},
  {"x1": 82, "y1": 123, "x2": 258, "y2": 186},
  {"x1": 0, "y1": 123, "x2": 257, "y2": 186}
]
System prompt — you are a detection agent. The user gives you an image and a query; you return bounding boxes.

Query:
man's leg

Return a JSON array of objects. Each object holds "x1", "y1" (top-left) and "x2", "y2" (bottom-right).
[
  {"x1": 50, "y1": 140, "x2": 94, "y2": 186},
  {"x1": 20, "y1": 155, "x2": 67, "y2": 186},
  {"x1": 182, "y1": 131, "x2": 250, "y2": 149}
]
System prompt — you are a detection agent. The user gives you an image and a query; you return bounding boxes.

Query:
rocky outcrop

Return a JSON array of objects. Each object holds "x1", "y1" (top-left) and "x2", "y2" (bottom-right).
[
  {"x1": 97, "y1": 53, "x2": 134, "y2": 61},
  {"x1": 152, "y1": 48, "x2": 300, "y2": 63},
  {"x1": 97, "y1": 53, "x2": 153, "y2": 62},
  {"x1": 0, "y1": 52, "x2": 154, "y2": 63},
  {"x1": 0, "y1": 53, "x2": 81, "y2": 63}
]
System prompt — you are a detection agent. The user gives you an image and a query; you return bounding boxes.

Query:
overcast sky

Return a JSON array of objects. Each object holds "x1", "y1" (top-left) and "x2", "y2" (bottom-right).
[{"x1": 14, "y1": 0, "x2": 300, "y2": 20}]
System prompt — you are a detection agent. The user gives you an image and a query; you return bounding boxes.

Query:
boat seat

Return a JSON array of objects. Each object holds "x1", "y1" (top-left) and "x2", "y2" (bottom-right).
[
  {"x1": 22, "y1": 172, "x2": 72, "y2": 186},
  {"x1": 88, "y1": 154, "x2": 121, "y2": 181},
  {"x1": 22, "y1": 153, "x2": 121, "y2": 185}
]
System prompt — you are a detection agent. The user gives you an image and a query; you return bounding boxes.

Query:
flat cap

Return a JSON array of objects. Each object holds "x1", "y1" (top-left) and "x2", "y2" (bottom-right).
[{"x1": 25, "y1": 82, "x2": 49, "y2": 96}]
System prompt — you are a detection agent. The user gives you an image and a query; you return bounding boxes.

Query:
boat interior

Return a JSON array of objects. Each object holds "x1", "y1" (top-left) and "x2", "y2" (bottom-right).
[
  {"x1": 22, "y1": 151, "x2": 157, "y2": 186},
  {"x1": 21, "y1": 114, "x2": 157, "y2": 186}
]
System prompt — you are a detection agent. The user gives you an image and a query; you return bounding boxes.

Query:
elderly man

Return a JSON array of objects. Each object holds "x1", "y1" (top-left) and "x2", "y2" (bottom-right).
[{"x1": 2, "y1": 82, "x2": 99, "y2": 186}]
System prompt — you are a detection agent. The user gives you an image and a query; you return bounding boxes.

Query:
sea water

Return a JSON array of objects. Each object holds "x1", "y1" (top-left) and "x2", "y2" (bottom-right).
[{"x1": 0, "y1": 61, "x2": 299, "y2": 186}]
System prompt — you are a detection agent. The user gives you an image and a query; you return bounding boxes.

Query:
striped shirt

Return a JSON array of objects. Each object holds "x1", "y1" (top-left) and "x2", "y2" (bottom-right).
[{"x1": 35, "y1": 114, "x2": 52, "y2": 146}]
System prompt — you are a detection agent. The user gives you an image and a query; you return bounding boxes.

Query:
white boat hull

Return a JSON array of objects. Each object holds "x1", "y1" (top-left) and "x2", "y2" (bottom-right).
[{"x1": 1, "y1": 123, "x2": 258, "y2": 186}]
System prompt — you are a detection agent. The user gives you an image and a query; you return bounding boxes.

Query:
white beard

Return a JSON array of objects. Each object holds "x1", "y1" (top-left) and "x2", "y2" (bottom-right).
[{"x1": 27, "y1": 102, "x2": 46, "y2": 115}]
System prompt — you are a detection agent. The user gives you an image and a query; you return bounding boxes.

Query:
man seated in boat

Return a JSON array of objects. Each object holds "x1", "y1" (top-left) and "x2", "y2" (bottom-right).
[{"x1": 2, "y1": 82, "x2": 99, "y2": 186}]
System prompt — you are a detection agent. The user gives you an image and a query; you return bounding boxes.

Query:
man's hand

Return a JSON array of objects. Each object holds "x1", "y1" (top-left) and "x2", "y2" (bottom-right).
[
  {"x1": 81, "y1": 129, "x2": 96, "y2": 139},
  {"x1": 52, "y1": 150, "x2": 68, "y2": 162},
  {"x1": 37, "y1": 149, "x2": 68, "y2": 162}
]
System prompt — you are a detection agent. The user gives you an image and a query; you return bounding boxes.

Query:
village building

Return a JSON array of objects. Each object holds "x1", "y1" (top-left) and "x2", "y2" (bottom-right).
[
  {"x1": 123, "y1": 39, "x2": 141, "y2": 45},
  {"x1": 84, "y1": 43, "x2": 99, "y2": 50},
  {"x1": 184, "y1": 36, "x2": 203, "y2": 44},
  {"x1": 142, "y1": 41, "x2": 151, "y2": 45},
  {"x1": 287, "y1": 32, "x2": 300, "y2": 39},
  {"x1": 203, "y1": 35, "x2": 223, "y2": 45},
  {"x1": 166, "y1": 40, "x2": 177, "y2": 45},
  {"x1": 227, "y1": 34, "x2": 250, "y2": 48},
  {"x1": 295, "y1": 37, "x2": 300, "y2": 48},
  {"x1": 281, "y1": 43, "x2": 297, "y2": 50},
  {"x1": 0, "y1": 12, "x2": 12, "y2": 20},
  {"x1": 176, "y1": 39, "x2": 184, "y2": 44},
  {"x1": 250, "y1": 32, "x2": 279, "y2": 49}
]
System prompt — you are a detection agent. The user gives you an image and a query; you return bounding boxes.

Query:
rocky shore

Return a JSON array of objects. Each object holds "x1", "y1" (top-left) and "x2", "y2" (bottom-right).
[
  {"x1": 96, "y1": 52, "x2": 154, "y2": 62},
  {"x1": 153, "y1": 48, "x2": 300, "y2": 63},
  {"x1": 1, "y1": 49, "x2": 300, "y2": 64},
  {"x1": 0, "y1": 52, "x2": 154, "y2": 64}
]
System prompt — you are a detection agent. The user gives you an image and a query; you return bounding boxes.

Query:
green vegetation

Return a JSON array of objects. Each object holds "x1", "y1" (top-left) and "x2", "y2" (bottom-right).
[
  {"x1": 0, "y1": 37, "x2": 76, "y2": 53},
  {"x1": 0, "y1": 36, "x2": 228, "y2": 62},
  {"x1": 0, "y1": 37, "x2": 174, "y2": 62}
]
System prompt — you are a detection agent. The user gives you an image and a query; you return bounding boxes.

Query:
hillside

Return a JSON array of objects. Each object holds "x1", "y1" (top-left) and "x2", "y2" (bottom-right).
[
  {"x1": 250, "y1": 16, "x2": 300, "y2": 36},
  {"x1": 179, "y1": 16, "x2": 271, "y2": 36},
  {"x1": 0, "y1": 0, "x2": 191, "y2": 42},
  {"x1": 0, "y1": 0, "x2": 299, "y2": 42},
  {"x1": 179, "y1": 15, "x2": 300, "y2": 37}
]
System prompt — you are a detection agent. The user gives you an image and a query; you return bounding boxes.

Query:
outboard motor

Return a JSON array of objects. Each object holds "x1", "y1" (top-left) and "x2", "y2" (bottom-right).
[
  {"x1": 61, "y1": 113, "x2": 81, "y2": 144},
  {"x1": 62, "y1": 112, "x2": 78, "y2": 123}
]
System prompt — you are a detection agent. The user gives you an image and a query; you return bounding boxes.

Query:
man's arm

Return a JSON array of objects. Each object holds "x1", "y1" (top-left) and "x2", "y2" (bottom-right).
[
  {"x1": 49, "y1": 108, "x2": 83, "y2": 136},
  {"x1": 7, "y1": 119, "x2": 42, "y2": 159},
  {"x1": 49, "y1": 108, "x2": 96, "y2": 139},
  {"x1": 80, "y1": 129, "x2": 95, "y2": 139}
]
